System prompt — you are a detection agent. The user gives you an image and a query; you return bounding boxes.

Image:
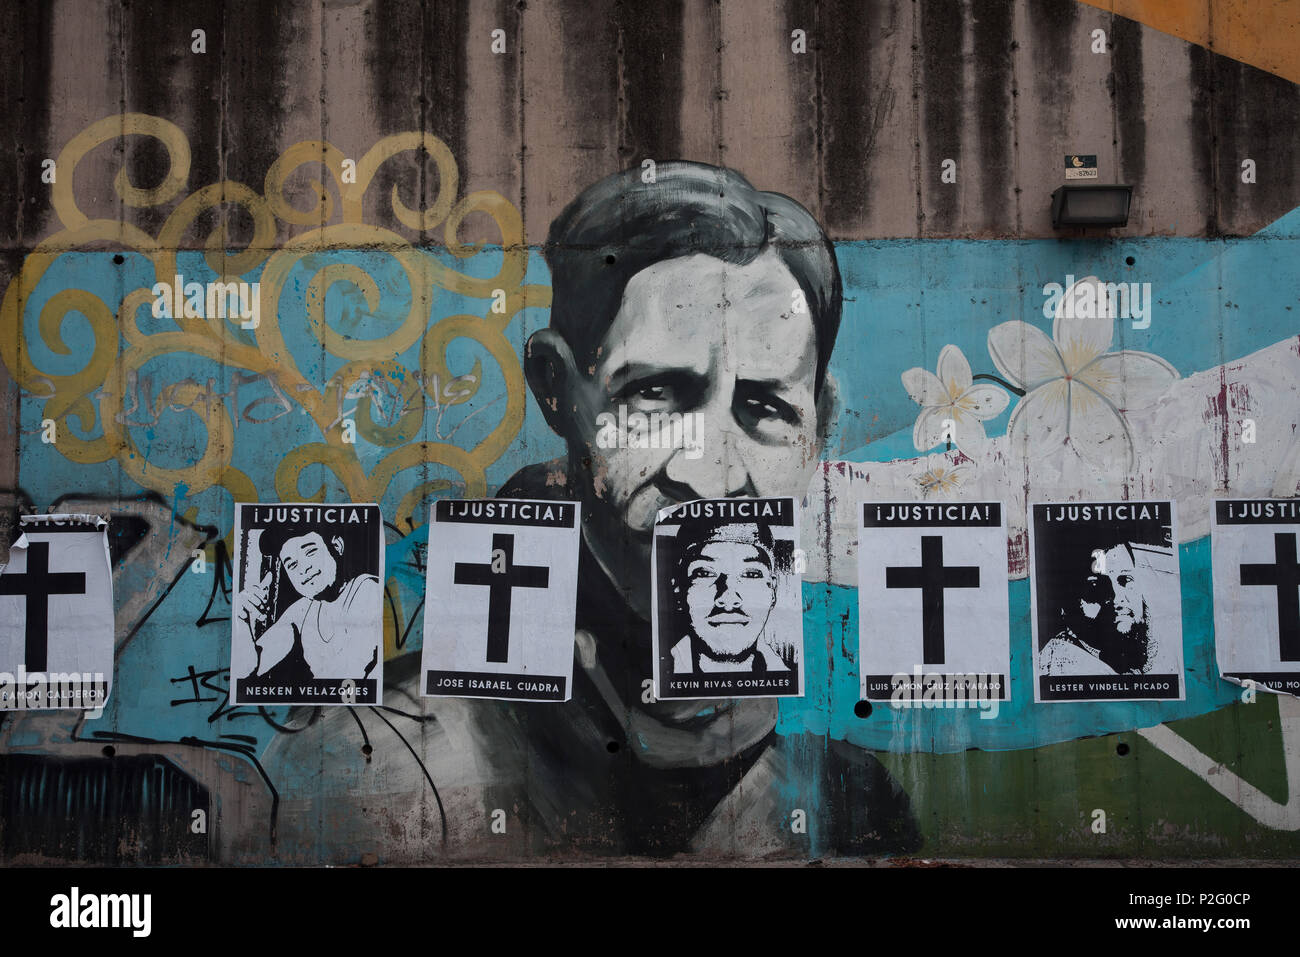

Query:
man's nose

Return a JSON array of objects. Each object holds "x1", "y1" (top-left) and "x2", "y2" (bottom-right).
[
  {"x1": 662, "y1": 429, "x2": 754, "y2": 500},
  {"x1": 714, "y1": 575, "x2": 742, "y2": 609}
]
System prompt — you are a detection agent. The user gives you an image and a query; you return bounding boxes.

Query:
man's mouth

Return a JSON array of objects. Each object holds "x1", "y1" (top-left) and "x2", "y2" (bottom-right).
[{"x1": 707, "y1": 614, "x2": 749, "y2": 625}]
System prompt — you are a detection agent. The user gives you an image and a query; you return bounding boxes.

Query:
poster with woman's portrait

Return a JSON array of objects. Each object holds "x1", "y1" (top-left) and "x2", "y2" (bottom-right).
[
  {"x1": 651, "y1": 497, "x2": 803, "y2": 699},
  {"x1": 230, "y1": 503, "x2": 384, "y2": 706},
  {"x1": 1029, "y1": 501, "x2": 1183, "y2": 702}
]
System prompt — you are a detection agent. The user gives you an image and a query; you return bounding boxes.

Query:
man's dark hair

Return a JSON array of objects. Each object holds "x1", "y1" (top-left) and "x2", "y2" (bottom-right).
[
  {"x1": 250, "y1": 524, "x2": 372, "y2": 611},
  {"x1": 672, "y1": 517, "x2": 777, "y2": 576},
  {"x1": 668, "y1": 518, "x2": 785, "y2": 619},
  {"x1": 257, "y1": 524, "x2": 346, "y2": 565},
  {"x1": 543, "y1": 162, "x2": 843, "y2": 396}
]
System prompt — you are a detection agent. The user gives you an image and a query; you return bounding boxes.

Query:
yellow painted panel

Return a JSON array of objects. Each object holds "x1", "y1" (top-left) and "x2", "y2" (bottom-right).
[{"x1": 1077, "y1": 0, "x2": 1300, "y2": 84}]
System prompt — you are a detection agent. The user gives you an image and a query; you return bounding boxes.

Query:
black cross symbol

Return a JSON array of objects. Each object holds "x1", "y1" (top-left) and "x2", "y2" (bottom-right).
[
  {"x1": 1241, "y1": 532, "x2": 1300, "y2": 662},
  {"x1": 0, "y1": 541, "x2": 87, "y2": 672},
  {"x1": 885, "y1": 535, "x2": 980, "y2": 665},
  {"x1": 454, "y1": 533, "x2": 549, "y2": 663}
]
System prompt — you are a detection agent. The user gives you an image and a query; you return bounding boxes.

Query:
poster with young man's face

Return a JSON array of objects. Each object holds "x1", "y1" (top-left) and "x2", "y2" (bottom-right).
[
  {"x1": 230, "y1": 503, "x2": 384, "y2": 707},
  {"x1": 651, "y1": 497, "x2": 803, "y2": 700},
  {"x1": 1029, "y1": 501, "x2": 1184, "y2": 702},
  {"x1": 1212, "y1": 499, "x2": 1300, "y2": 697}
]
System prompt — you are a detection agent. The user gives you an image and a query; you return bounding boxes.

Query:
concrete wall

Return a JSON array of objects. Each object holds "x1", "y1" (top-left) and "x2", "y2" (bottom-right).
[{"x1": 1, "y1": 0, "x2": 1298, "y2": 863}]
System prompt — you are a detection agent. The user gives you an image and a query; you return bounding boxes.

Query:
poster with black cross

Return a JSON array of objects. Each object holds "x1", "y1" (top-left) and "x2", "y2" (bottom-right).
[
  {"x1": 1030, "y1": 501, "x2": 1184, "y2": 702},
  {"x1": 651, "y1": 497, "x2": 803, "y2": 700},
  {"x1": 857, "y1": 502, "x2": 1010, "y2": 705},
  {"x1": 421, "y1": 499, "x2": 581, "y2": 702},
  {"x1": 0, "y1": 514, "x2": 113, "y2": 711},
  {"x1": 1212, "y1": 499, "x2": 1300, "y2": 697}
]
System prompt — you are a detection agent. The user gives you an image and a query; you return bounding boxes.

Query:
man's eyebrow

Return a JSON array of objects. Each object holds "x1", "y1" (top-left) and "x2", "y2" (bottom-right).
[
  {"x1": 604, "y1": 361, "x2": 704, "y2": 392},
  {"x1": 737, "y1": 376, "x2": 798, "y2": 395}
]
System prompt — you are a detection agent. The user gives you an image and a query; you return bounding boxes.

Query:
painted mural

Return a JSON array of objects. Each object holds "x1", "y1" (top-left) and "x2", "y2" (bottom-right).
[{"x1": 1, "y1": 0, "x2": 1299, "y2": 863}]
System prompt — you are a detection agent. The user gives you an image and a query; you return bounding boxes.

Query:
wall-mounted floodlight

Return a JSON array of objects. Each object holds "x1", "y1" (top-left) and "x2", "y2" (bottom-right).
[{"x1": 1050, "y1": 184, "x2": 1133, "y2": 228}]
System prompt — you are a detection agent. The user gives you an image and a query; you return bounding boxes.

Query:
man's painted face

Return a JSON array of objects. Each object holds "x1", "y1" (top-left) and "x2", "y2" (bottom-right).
[
  {"x1": 684, "y1": 539, "x2": 777, "y2": 660},
  {"x1": 280, "y1": 532, "x2": 339, "y2": 600},
  {"x1": 1079, "y1": 545, "x2": 1144, "y2": 635},
  {"x1": 578, "y1": 250, "x2": 821, "y2": 544}
]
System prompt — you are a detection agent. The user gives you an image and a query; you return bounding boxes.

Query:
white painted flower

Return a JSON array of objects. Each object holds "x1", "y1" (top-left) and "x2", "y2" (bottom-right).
[
  {"x1": 987, "y1": 276, "x2": 1178, "y2": 470},
  {"x1": 912, "y1": 455, "x2": 970, "y2": 497},
  {"x1": 901, "y1": 344, "x2": 1009, "y2": 456}
]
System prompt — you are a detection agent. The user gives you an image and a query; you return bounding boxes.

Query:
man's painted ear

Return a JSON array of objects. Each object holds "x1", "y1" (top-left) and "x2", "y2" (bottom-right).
[
  {"x1": 525, "y1": 328, "x2": 583, "y2": 440},
  {"x1": 330, "y1": 535, "x2": 344, "y2": 555}
]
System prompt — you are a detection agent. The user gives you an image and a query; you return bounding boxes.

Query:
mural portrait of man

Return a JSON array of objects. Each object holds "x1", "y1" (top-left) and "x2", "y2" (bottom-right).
[
  {"x1": 265, "y1": 162, "x2": 920, "y2": 859},
  {"x1": 492, "y1": 162, "x2": 919, "y2": 854}
]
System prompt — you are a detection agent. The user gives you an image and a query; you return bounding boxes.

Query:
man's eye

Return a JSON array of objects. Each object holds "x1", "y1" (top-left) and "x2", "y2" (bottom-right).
[
  {"x1": 1117, "y1": 575, "x2": 1133, "y2": 587},
  {"x1": 611, "y1": 372, "x2": 703, "y2": 410},
  {"x1": 689, "y1": 567, "x2": 715, "y2": 579},
  {"x1": 637, "y1": 384, "x2": 672, "y2": 402},
  {"x1": 734, "y1": 386, "x2": 800, "y2": 429}
]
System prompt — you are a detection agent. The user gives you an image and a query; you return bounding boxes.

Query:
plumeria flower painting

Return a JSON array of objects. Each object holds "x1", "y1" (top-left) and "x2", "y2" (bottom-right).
[
  {"x1": 911, "y1": 454, "x2": 970, "y2": 497},
  {"x1": 901, "y1": 344, "x2": 1009, "y2": 456},
  {"x1": 987, "y1": 276, "x2": 1178, "y2": 471}
]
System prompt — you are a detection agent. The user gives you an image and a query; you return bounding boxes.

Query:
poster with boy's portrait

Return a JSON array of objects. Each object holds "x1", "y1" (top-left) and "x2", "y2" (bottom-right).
[{"x1": 231, "y1": 503, "x2": 384, "y2": 707}]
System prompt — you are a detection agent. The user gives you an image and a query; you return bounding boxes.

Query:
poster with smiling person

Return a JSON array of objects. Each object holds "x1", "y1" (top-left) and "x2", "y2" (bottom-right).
[
  {"x1": 1029, "y1": 501, "x2": 1184, "y2": 703},
  {"x1": 230, "y1": 503, "x2": 384, "y2": 707},
  {"x1": 652, "y1": 497, "x2": 803, "y2": 700}
]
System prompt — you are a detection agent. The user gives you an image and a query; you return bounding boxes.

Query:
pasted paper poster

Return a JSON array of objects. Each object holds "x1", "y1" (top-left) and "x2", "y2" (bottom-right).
[
  {"x1": 1030, "y1": 501, "x2": 1184, "y2": 702},
  {"x1": 0, "y1": 513, "x2": 113, "y2": 710},
  {"x1": 422, "y1": 499, "x2": 581, "y2": 702},
  {"x1": 231, "y1": 503, "x2": 384, "y2": 706},
  {"x1": 652, "y1": 497, "x2": 803, "y2": 700}
]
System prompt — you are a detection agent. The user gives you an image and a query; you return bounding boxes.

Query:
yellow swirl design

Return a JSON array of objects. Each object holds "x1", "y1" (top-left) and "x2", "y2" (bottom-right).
[{"x1": 1, "y1": 114, "x2": 546, "y2": 547}]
